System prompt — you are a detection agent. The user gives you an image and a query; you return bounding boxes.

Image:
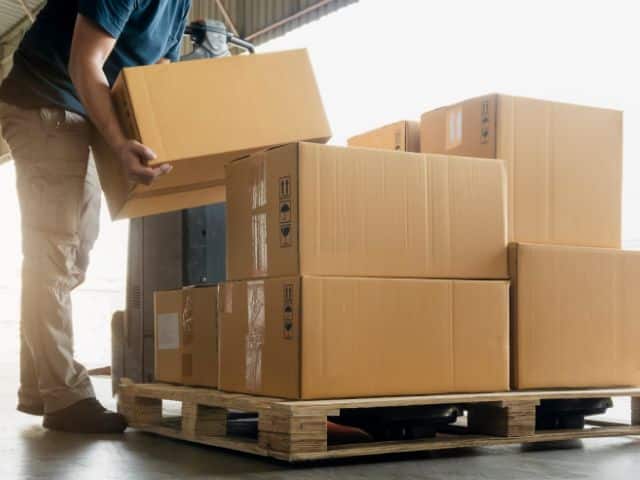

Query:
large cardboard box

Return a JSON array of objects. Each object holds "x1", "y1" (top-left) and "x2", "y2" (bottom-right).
[
  {"x1": 93, "y1": 49, "x2": 331, "y2": 220},
  {"x1": 153, "y1": 285, "x2": 218, "y2": 387},
  {"x1": 420, "y1": 94, "x2": 623, "y2": 248},
  {"x1": 509, "y1": 243, "x2": 640, "y2": 390},
  {"x1": 226, "y1": 143, "x2": 508, "y2": 281},
  {"x1": 218, "y1": 276, "x2": 510, "y2": 399},
  {"x1": 347, "y1": 120, "x2": 420, "y2": 152}
]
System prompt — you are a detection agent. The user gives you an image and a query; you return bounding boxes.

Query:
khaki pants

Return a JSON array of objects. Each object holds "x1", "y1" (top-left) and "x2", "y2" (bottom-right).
[{"x1": 0, "y1": 102, "x2": 100, "y2": 413}]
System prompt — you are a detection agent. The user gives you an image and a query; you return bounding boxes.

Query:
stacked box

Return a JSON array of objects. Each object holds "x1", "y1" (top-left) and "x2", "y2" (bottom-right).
[
  {"x1": 154, "y1": 285, "x2": 218, "y2": 387},
  {"x1": 219, "y1": 142, "x2": 511, "y2": 399},
  {"x1": 420, "y1": 94, "x2": 630, "y2": 390},
  {"x1": 420, "y1": 93, "x2": 623, "y2": 248},
  {"x1": 347, "y1": 120, "x2": 421, "y2": 152},
  {"x1": 509, "y1": 243, "x2": 640, "y2": 389}
]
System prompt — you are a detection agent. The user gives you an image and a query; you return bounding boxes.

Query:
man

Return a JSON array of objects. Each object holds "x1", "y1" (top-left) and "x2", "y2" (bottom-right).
[{"x1": 0, "y1": 0, "x2": 191, "y2": 433}]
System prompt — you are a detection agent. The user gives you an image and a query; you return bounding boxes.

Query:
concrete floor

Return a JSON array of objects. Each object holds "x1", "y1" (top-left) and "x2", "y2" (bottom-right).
[{"x1": 0, "y1": 373, "x2": 639, "y2": 480}]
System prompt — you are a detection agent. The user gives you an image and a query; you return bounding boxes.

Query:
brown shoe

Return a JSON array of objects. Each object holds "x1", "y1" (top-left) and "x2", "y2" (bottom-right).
[
  {"x1": 17, "y1": 403, "x2": 45, "y2": 416},
  {"x1": 43, "y1": 398, "x2": 127, "y2": 434}
]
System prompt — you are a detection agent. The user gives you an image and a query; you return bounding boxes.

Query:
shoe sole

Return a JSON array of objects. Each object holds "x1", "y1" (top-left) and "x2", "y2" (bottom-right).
[{"x1": 17, "y1": 404, "x2": 45, "y2": 416}]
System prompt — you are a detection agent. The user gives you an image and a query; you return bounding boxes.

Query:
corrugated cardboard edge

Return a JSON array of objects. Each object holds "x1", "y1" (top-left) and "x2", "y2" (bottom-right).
[
  {"x1": 122, "y1": 67, "x2": 167, "y2": 164},
  {"x1": 507, "y1": 243, "x2": 520, "y2": 389},
  {"x1": 296, "y1": 276, "x2": 303, "y2": 399},
  {"x1": 116, "y1": 71, "x2": 142, "y2": 143},
  {"x1": 405, "y1": 120, "x2": 421, "y2": 152}
]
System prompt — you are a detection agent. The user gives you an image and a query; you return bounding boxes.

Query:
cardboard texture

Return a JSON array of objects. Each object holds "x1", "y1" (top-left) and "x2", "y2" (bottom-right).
[
  {"x1": 509, "y1": 243, "x2": 640, "y2": 390},
  {"x1": 347, "y1": 120, "x2": 421, "y2": 152},
  {"x1": 420, "y1": 94, "x2": 623, "y2": 248},
  {"x1": 226, "y1": 143, "x2": 508, "y2": 281},
  {"x1": 218, "y1": 276, "x2": 510, "y2": 399},
  {"x1": 153, "y1": 285, "x2": 218, "y2": 387},
  {"x1": 92, "y1": 49, "x2": 332, "y2": 220}
]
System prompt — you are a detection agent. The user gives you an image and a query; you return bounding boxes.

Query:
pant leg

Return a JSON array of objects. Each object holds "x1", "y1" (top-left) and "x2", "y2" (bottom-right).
[
  {"x1": 0, "y1": 103, "x2": 97, "y2": 413},
  {"x1": 70, "y1": 154, "x2": 101, "y2": 291}
]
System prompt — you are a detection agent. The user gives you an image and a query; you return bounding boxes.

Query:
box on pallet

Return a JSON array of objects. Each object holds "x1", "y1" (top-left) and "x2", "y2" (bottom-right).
[
  {"x1": 347, "y1": 120, "x2": 421, "y2": 152},
  {"x1": 510, "y1": 243, "x2": 640, "y2": 390},
  {"x1": 93, "y1": 49, "x2": 331, "y2": 220},
  {"x1": 421, "y1": 94, "x2": 623, "y2": 248},
  {"x1": 154, "y1": 285, "x2": 218, "y2": 387},
  {"x1": 218, "y1": 276, "x2": 510, "y2": 399},
  {"x1": 226, "y1": 142, "x2": 508, "y2": 281}
]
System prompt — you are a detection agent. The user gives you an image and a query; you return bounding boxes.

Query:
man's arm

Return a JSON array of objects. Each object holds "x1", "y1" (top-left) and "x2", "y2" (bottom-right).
[{"x1": 69, "y1": 14, "x2": 171, "y2": 185}]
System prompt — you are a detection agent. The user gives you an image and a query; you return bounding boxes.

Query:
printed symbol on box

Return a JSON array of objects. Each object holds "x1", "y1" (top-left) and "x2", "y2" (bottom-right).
[
  {"x1": 279, "y1": 201, "x2": 292, "y2": 223},
  {"x1": 481, "y1": 100, "x2": 490, "y2": 144},
  {"x1": 283, "y1": 305, "x2": 293, "y2": 339},
  {"x1": 279, "y1": 176, "x2": 291, "y2": 200},
  {"x1": 280, "y1": 223, "x2": 292, "y2": 247},
  {"x1": 283, "y1": 284, "x2": 293, "y2": 303},
  {"x1": 283, "y1": 284, "x2": 294, "y2": 339}
]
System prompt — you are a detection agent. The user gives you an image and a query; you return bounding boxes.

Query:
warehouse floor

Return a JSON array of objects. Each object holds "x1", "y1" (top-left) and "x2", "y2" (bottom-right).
[{"x1": 0, "y1": 369, "x2": 639, "y2": 480}]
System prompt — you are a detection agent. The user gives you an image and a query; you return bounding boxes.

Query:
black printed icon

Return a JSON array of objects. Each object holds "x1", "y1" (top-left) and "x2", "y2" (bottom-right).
[
  {"x1": 280, "y1": 223, "x2": 292, "y2": 247},
  {"x1": 283, "y1": 285, "x2": 294, "y2": 340},
  {"x1": 280, "y1": 201, "x2": 292, "y2": 223},
  {"x1": 283, "y1": 284, "x2": 293, "y2": 303},
  {"x1": 279, "y1": 176, "x2": 291, "y2": 200}
]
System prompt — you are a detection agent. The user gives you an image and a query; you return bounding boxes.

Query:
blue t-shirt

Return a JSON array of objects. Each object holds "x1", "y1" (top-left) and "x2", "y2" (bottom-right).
[{"x1": 0, "y1": 0, "x2": 191, "y2": 116}]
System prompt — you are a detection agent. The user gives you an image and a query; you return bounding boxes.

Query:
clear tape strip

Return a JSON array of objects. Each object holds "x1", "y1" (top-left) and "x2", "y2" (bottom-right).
[{"x1": 245, "y1": 280, "x2": 265, "y2": 393}]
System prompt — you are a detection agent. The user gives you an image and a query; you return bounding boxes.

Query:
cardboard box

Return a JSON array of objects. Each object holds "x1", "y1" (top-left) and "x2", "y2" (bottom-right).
[
  {"x1": 226, "y1": 143, "x2": 508, "y2": 281},
  {"x1": 92, "y1": 49, "x2": 331, "y2": 220},
  {"x1": 347, "y1": 120, "x2": 420, "y2": 152},
  {"x1": 420, "y1": 94, "x2": 623, "y2": 248},
  {"x1": 218, "y1": 276, "x2": 510, "y2": 399},
  {"x1": 509, "y1": 243, "x2": 640, "y2": 390},
  {"x1": 153, "y1": 285, "x2": 218, "y2": 387}
]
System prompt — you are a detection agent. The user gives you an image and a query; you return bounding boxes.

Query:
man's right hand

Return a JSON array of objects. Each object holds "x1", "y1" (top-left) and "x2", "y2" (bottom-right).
[{"x1": 115, "y1": 139, "x2": 172, "y2": 185}]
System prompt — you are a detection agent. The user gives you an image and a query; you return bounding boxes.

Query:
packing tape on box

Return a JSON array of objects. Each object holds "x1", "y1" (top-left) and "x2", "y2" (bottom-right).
[
  {"x1": 445, "y1": 106, "x2": 463, "y2": 150},
  {"x1": 250, "y1": 153, "x2": 268, "y2": 275},
  {"x1": 250, "y1": 153, "x2": 267, "y2": 209},
  {"x1": 251, "y1": 213, "x2": 268, "y2": 275},
  {"x1": 182, "y1": 291, "x2": 193, "y2": 346},
  {"x1": 220, "y1": 283, "x2": 233, "y2": 314},
  {"x1": 245, "y1": 280, "x2": 265, "y2": 393}
]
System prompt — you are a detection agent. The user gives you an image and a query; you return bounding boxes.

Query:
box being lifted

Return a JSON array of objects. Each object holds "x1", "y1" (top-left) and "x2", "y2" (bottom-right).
[
  {"x1": 93, "y1": 49, "x2": 331, "y2": 220},
  {"x1": 421, "y1": 94, "x2": 623, "y2": 248},
  {"x1": 226, "y1": 143, "x2": 508, "y2": 281}
]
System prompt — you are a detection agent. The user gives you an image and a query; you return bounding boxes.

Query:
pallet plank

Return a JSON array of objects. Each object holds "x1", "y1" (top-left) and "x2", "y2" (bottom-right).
[
  {"x1": 182, "y1": 402, "x2": 228, "y2": 437},
  {"x1": 468, "y1": 401, "x2": 537, "y2": 437},
  {"x1": 134, "y1": 423, "x2": 268, "y2": 457},
  {"x1": 278, "y1": 388, "x2": 640, "y2": 413},
  {"x1": 277, "y1": 425, "x2": 640, "y2": 462}
]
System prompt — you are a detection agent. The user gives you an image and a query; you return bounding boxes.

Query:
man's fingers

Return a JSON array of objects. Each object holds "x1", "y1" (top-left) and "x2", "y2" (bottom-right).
[
  {"x1": 130, "y1": 141, "x2": 157, "y2": 163},
  {"x1": 158, "y1": 164, "x2": 173, "y2": 174},
  {"x1": 129, "y1": 163, "x2": 172, "y2": 185}
]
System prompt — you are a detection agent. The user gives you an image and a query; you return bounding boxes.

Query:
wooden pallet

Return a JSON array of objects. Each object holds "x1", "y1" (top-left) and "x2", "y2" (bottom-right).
[{"x1": 117, "y1": 380, "x2": 640, "y2": 462}]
